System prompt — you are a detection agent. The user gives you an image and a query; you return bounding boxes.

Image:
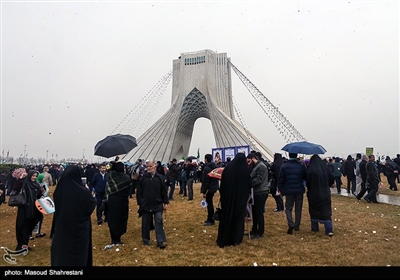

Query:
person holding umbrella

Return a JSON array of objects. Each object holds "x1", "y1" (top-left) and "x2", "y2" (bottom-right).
[
  {"x1": 276, "y1": 153, "x2": 307, "y2": 234},
  {"x1": 105, "y1": 162, "x2": 132, "y2": 246}
]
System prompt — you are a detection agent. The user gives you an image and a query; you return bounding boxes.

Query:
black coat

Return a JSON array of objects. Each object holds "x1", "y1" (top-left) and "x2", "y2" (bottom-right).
[
  {"x1": 137, "y1": 172, "x2": 169, "y2": 214},
  {"x1": 200, "y1": 161, "x2": 219, "y2": 194},
  {"x1": 51, "y1": 165, "x2": 96, "y2": 266},
  {"x1": 106, "y1": 167, "x2": 132, "y2": 239},
  {"x1": 14, "y1": 170, "x2": 43, "y2": 250},
  {"x1": 216, "y1": 153, "x2": 252, "y2": 248},
  {"x1": 359, "y1": 160, "x2": 368, "y2": 182},
  {"x1": 343, "y1": 157, "x2": 356, "y2": 180},
  {"x1": 306, "y1": 155, "x2": 335, "y2": 221}
]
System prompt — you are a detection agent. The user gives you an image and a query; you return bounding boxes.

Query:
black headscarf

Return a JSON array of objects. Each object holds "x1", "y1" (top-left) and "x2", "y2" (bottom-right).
[
  {"x1": 107, "y1": 162, "x2": 132, "y2": 240},
  {"x1": 107, "y1": 162, "x2": 132, "y2": 196},
  {"x1": 306, "y1": 154, "x2": 335, "y2": 220},
  {"x1": 216, "y1": 153, "x2": 252, "y2": 248},
  {"x1": 51, "y1": 164, "x2": 96, "y2": 266},
  {"x1": 271, "y1": 153, "x2": 284, "y2": 181},
  {"x1": 21, "y1": 170, "x2": 42, "y2": 219}
]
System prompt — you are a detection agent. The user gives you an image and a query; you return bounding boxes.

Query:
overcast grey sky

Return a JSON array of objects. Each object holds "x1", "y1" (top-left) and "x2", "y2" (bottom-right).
[{"x1": 1, "y1": 0, "x2": 399, "y2": 163}]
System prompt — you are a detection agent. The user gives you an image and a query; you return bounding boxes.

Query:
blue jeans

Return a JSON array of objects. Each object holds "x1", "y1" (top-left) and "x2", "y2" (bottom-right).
[
  {"x1": 168, "y1": 179, "x2": 176, "y2": 199},
  {"x1": 311, "y1": 219, "x2": 333, "y2": 235},
  {"x1": 180, "y1": 180, "x2": 187, "y2": 196}
]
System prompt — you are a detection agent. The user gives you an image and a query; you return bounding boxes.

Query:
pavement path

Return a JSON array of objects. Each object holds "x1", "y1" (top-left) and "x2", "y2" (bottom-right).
[{"x1": 332, "y1": 188, "x2": 400, "y2": 206}]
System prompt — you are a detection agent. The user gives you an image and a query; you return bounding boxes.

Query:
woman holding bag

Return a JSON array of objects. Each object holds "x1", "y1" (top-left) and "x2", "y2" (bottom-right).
[{"x1": 13, "y1": 169, "x2": 43, "y2": 251}]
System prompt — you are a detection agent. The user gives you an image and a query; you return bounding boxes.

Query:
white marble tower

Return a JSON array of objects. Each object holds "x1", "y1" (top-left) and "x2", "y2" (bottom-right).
[{"x1": 124, "y1": 50, "x2": 274, "y2": 163}]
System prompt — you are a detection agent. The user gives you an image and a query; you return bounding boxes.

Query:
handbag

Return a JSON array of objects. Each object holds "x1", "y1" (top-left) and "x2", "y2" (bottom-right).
[
  {"x1": 8, "y1": 188, "x2": 26, "y2": 207},
  {"x1": 213, "y1": 201, "x2": 221, "y2": 221}
]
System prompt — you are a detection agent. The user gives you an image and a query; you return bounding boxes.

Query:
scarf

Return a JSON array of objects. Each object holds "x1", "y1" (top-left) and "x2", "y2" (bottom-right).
[{"x1": 106, "y1": 170, "x2": 132, "y2": 196}]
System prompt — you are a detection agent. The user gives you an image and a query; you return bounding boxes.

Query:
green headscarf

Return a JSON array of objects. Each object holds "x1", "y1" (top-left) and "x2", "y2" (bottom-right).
[{"x1": 36, "y1": 173, "x2": 45, "y2": 183}]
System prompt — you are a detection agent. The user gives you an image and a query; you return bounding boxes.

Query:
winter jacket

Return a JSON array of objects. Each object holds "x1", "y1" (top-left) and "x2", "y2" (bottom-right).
[
  {"x1": 276, "y1": 159, "x2": 307, "y2": 195},
  {"x1": 343, "y1": 157, "x2": 356, "y2": 180},
  {"x1": 250, "y1": 160, "x2": 270, "y2": 195},
  {"x1": 136, "y1": 172, "x2": 169, "y2": 214},
  {"x1": 201, "y1": 162, "x2": 219, "y2": 194},
  {"x1": 91, "y1": 172, "x2": 108, "y2": 194}
]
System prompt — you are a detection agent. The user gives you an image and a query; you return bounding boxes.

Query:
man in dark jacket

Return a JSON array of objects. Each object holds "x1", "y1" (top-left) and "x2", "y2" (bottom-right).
[
  {"x1": 201, "y1": 154, "x2": 219, "y2": 226},
  {"x1": 343, "y1": 155, "x2": 357, "y2": 194},
  {"x1": 247, "y1": 153, "x2": 270, "y2": 239},
  {"x1": 383, "y1": 156, "x2": 399, "y2": 191},
  {"x1": 136, "y1": 160, "x2": 169, "y2": 249},
  {"x1": 167, "y1": 158, "x2": 183, "y2": 200},
  {"x1": 276, "y1": 153, "x2": 307, "y2": 234},
  {"x1": 394, "y1": 154, "x2": 400, "y2": 183},
  {"x1": 185, "y1": 158, "x2": 197, "y2": 201},
  {"x1": 354, "y1": 155, "x2": 368, "y2": 200},
  {"x1": 91, "y1": 164, "x2": 108, "y2": 225},
  {"x1": 363, "y1": 155, "x2": 382, "y2": 203}
]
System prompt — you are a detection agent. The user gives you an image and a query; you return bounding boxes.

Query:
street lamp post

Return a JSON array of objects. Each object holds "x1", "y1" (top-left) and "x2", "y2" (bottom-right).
[{"x1": 46, "y1": 150, "x2": 49, "y2": 162}]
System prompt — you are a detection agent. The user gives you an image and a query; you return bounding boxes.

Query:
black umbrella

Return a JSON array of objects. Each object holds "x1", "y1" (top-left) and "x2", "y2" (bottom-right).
[
  {"x1": 94, "y1": 133, "x2": 137, "y2": 158},
  {"x1": 281, "y1": 141, "x2": 327, "y2": 155}
]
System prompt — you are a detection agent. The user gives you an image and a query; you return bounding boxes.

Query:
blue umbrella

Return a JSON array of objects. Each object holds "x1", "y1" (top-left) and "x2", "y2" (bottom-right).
[{"x1": 281, "y1": 141, "x2": 327, "y2": 155}]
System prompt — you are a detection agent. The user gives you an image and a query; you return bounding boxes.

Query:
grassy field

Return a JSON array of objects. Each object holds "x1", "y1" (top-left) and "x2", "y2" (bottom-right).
[{"x1": 0, "y1": 177, "x2": 399, "y2": 270}]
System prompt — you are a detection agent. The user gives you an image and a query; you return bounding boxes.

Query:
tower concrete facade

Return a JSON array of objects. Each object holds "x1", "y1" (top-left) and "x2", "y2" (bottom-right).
[{"x1": 124, "y1": 49, "x2": 274, "y2": 163}]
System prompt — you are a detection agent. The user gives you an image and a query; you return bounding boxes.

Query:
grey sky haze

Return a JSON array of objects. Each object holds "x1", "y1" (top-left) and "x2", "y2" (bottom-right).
[{"x1": 1, "y1": 1, "x2": 399, "y2": 163}]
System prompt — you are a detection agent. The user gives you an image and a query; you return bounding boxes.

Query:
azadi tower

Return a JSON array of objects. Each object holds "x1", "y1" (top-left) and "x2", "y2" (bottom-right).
[{"x1": 123, "y1": 49, "x2": 274, "y2": 163}]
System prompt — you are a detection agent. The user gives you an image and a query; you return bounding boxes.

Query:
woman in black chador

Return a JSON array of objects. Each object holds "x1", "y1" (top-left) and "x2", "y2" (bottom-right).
[
  {"x1": 51, "y1": 165, "x2": 96, "y2": 266},
  {"x1": 14, "y1": 169, "x2": 43, "y2": 250},
  {"x1": 106, "y1": 162, "x2": 132, "y2": 245},
  {"x1": 306, "y1": 154, "x2": 335, "y2": 236},
  {"x1": 216, "y1": 152, "x2": 252, "y2": 248},
  {"x1": 270, "y1": 153, "x2": 284, "y2": 212}
]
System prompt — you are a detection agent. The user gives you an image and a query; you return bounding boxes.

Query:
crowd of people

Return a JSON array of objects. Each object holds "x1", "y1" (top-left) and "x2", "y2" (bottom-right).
[{"x1": 1, "y1": 152, "x2": 399, "y2": 265}]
